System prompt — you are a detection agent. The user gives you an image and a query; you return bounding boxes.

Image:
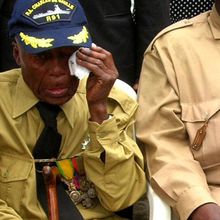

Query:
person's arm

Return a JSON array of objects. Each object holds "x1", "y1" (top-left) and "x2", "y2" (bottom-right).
[
  {"x1": 136, "y1": 45, "x2": 216, "y2": 220},
  {"x1": 83, "y1": 102, "x2": 146, "y2": 211},
  {"x1": 75, "y1": 45, "x2": 146, "y2": 211}
]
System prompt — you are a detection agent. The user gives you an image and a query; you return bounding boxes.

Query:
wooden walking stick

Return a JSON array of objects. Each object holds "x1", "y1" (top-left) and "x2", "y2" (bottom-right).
[{"x1": 42, "y1": 165, "x2": 60, "y2": 220}]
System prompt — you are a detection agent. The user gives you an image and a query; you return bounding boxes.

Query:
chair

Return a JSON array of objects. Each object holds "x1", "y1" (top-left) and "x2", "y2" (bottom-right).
[
  {"x1": 114, "y1": 79, "x2": 137, "y2": 101},
  {"x1": 147, "y1": 184, "x2": 171, "y2": 220},
  {"x1": 115, "y1": 79, "x2": 171, "y2": 220}
]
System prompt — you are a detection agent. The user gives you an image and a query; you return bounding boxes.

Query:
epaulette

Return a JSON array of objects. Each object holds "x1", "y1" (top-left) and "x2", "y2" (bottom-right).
[
  {"x1": 147, "y1": 10, "x2": 211, "y2": 51},
  {"x1": 147, "y1": 19, "x2": 194, "y2": 51}
]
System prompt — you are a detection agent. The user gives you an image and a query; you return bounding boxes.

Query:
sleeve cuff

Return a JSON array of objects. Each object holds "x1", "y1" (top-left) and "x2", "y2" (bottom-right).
[
  {"x1": 88, "y1": 115, "x2": 120, "y2": 151},
  {"x1": 176, "y1": 186, "x2": 216, "y2": 220}
]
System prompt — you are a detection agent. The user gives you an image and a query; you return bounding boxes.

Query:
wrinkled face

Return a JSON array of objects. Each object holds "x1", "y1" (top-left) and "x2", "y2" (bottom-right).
[
  {"x1": 13, "y1": 43, "x2": 79, "y2": 105},
  {"x1": 13, "y1": 41, "x2": 79, "y2": 105}
]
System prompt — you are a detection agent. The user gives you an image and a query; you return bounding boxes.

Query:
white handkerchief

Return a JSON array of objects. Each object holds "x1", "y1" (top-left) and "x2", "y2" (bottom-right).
[{"x1": 68, "y1": 51, "x2": 90, "y2": 80}]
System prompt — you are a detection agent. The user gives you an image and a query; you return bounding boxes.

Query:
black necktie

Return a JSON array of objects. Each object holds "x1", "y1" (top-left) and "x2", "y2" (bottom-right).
[
  {"x1": 33, "y1": 102, "x2": 61, "y2": 160},
  {"x1": 33, "y1": 102, "x2": 83, "y2": 220}
]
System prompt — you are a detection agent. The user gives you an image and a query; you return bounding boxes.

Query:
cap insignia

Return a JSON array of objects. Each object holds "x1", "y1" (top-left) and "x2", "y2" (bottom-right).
[
  {"x1": 67, "y1": 26, "x2": 89, "y2": 44},
  {"x1": 19, "y1": 32, "x2": 54, "y2": 48},
  {"x1": 23, "y1": 0, "x2": 76, "y2": 25}
]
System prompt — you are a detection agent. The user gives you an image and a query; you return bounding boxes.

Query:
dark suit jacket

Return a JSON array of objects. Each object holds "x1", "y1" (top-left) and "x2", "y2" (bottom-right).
[{"x1": 79, "y1": 0, "x2": 170, "y2": 85}]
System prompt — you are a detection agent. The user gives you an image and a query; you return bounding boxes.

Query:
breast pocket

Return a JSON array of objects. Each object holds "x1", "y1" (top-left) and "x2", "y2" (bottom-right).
[
  {"x1": 181, "y1": 100, "x2": 220, "y2": 169},
  {"x1": 0, "y1": 152, "x2": 33, "y2": 211}
]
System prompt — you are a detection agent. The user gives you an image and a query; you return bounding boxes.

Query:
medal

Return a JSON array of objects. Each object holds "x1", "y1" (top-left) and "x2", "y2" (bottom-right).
[{"x1": 56, "y1": 157, "x2": 97, "y2": 208}]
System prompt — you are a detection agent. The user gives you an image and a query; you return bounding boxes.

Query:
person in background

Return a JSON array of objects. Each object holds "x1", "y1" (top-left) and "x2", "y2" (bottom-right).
[
  {"x1": 79, "y1": 0, "x2": 170, "y2": 89},
  {"x1": 0, "y1": 0, "x2": 170, "y2": 89},
  {"x1": 136, "y1": 0, "x2": 220, "y2": 219},
  {"x1": 170, "y1": 0, "x2": 214, "y2": 23},
  {"x1": 0, "y1": 0, "x2": 146, "y2": 219}
]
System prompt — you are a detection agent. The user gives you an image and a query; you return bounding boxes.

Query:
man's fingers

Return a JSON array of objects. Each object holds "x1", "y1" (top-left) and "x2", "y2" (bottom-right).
[
  {"x1": 77, "y1": 51, "x2": 107, "y2": 70},
  {"x1": 76, "y1": 46, "x2": 119, "y2": 80}
]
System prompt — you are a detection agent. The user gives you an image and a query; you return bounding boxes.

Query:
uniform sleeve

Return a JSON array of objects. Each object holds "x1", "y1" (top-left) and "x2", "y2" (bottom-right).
[
  {"x1": 83, "y1": 100, "x2": 146, "y2": 212},
  {"x1": 0, "y1": 200, "x2": 22, "y2": 220},
  {"x1": 136, "y1": 46, "x2": 216, "y2": 220}
]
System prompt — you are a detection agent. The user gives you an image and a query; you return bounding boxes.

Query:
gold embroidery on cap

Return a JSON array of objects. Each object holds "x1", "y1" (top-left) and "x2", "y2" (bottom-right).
[
  {"x1": 67, "y1": 26, "x2": 89, "y2": 44},
  {"x1": 19, "y1": 32, "x2": 54, "y2": 48}
]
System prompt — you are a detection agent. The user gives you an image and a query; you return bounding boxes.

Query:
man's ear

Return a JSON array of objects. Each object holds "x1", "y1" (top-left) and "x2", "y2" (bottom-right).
[{"x1": 12, "y1": 41, "x2": 21, "y2": 66}]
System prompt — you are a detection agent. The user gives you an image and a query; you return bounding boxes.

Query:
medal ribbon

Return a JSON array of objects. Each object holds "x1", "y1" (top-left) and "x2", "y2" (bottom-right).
[
  {"x1": 56, "y1": 159, "x2": 74, "y2": 180},
  {"x1": 72, "y1": 157, "x2": 79, "y2": 173}
]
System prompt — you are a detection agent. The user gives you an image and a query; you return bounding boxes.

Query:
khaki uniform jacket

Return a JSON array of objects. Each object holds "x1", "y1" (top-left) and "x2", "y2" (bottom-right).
[
  {"x1": 0, "y1": 69, "x2": 146, "y2": 220},
  {"x1": 136, "y1": 5, "x2": 220, "y2": 220}
]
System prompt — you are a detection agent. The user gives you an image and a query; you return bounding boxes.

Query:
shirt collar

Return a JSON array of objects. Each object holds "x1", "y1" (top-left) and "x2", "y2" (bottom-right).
[
  {"x1": 13, "y1": 71, "x2": 87, "y2": 128},
  {"x1": 60, "y1": 97, "x2": 80, "y2": 128},
  {"x1": 13, "y1": 73, "x2": 38, "y2": 118},
  {"x1": 209, "y1": 4, "x2": 220, "y2": 39}
]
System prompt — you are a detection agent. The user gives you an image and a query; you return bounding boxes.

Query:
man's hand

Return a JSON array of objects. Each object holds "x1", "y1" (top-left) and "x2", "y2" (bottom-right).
[
  {"x1": 189, "y1": 203, "x2": 220, "y2": 220},
  {"x1": 76, "y1": 45, "x2": 118, "y2": 124}
]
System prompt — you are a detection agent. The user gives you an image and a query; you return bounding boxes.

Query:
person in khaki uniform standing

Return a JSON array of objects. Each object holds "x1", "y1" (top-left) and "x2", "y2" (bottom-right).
[{"x1": 136, "y1": 0, "x2": 220, "y2": 219}]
